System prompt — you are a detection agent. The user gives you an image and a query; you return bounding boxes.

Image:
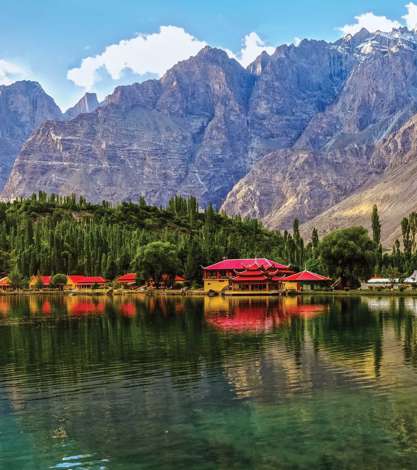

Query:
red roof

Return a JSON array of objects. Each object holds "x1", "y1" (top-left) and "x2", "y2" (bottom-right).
[
  {"x1": 231, "y1": 270, "x2": 271, "y2": 283},
  {"x1": 0, "y1": 277, "x2": 10, "y2": 286},
  {"x1": 231, "y1": 264, "x2": 287, "y2": 283},
  {"x1": 204, "y1": 258, "x2": 291, "y2": 271},
  {"x1": 117, "y1": 273, "x2": 137, "y2": 283},
  {"x1": 117, "y1": 273, "x2": 186, "y2": 283},
  {"x1": 281, "y1": 271, "x2": 330, "y2": 282},
  {"x1": 68, "y1": 275, "x2": 107, "y2": 285},
  {"x1": 38, "y1": 275, "x2": 52, "y2": 286}
]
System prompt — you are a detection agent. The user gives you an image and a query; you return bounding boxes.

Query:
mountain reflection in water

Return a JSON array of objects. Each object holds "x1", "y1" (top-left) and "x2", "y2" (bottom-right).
[{"x1": 1, "y1": 294, "x2": 417, "y2": 468}]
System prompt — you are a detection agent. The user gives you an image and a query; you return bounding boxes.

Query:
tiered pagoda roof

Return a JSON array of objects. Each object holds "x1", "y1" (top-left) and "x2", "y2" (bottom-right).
[
  {"x1": 204, "y1": 258, "x2": 292, "y2": 272},
  {"x1": 231, "y1": 263, "x2": 277, "y2": 283}
]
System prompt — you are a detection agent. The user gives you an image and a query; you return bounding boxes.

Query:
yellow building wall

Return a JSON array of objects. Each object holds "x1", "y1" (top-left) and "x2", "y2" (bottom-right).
[
  {"x1": 283, "y1": 281, "x2": 300, "y2": 291},
  {"x1": 65, "y1": 278, "x2": 77, "y2": 289},
  {"x1": 204, "y1": 279, "x2": 229, "y2": 292}
]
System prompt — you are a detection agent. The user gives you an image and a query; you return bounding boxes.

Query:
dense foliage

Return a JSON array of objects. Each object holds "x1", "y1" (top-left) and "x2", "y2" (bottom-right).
[
  {"x1": 1, "y1": 193, "x2": 415, "y2": 287},
  {"x1": 319, "y1": 227, "x2": 377, "y2": 287},
  {"x1": 0, "y1": 193, "x2": 318, "y2": 284}
]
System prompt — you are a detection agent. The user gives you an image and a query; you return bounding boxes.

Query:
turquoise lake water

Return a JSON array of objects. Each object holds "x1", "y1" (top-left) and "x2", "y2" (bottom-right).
[{"x1": 1, "y1": 294, "x2": 417, "y2": 469}]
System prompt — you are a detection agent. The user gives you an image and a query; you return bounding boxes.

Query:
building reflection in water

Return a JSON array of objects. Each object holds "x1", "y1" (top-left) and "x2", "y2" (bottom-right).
[
  {"x1": 0, "y1": 298, "x2": 10, "y2": 317},
  {"x1": 119, "y1": 302, "x2": 137, "y2": 318},
  {"x1": 66, "y1": 297, "x2": 106, "y2": 316},
  {"x1": 204, "y1": 296, "x2": 328, "y2": 333}
]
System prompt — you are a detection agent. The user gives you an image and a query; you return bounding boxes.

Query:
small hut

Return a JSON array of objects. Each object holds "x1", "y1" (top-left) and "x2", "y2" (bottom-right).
[
  {"x1": 281, "y1": 270, "x2": 331, "y2": 292},
  {"x1": 29, "y1": 275, "x2": 52, "y2": 289},
  {"x1": 0, "y1": 276, "x2": 12, "y2": 290}
]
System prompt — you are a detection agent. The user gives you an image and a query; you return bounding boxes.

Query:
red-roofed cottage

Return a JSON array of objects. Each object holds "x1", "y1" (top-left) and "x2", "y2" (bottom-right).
[
  {"x1": 116, "y1": 273, "x2": 186, "y2": 288},
  {"x1": 0, "y1": 276, "x2": 12, "y2": 290},
  {"x1": 29, "y1": 275, "x2": 52, "y2": 288},
  {"x1": 203, "y1": 258, "x2": 293, "y2": 293},
  {"x1": 116, "y1": 273, "x2": 137, "y2": 286},
  {"x1": 66, "y1": 275, "x2": 107, "y2": 289},
  {"x1": 280, "y1": 270, "x2": 331, "y2": 292}
]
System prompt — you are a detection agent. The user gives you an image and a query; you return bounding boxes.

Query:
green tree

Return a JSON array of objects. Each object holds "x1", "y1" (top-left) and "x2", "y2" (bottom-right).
[
  {"x1": 51, "y1": 273, "x2": 67, "y2": 290},
  {"x1": 371, "y1": 205, "x2": 381, "y2": 246},
  {"x1": 135, "y1": 241, "x2": 180, "y2": 287},
  {"x1": 104, "y1": 256, "x2": 118, "y2": 280},
  {"x1": 311, "y1": 228, "x2": 319, "y2": 251},
  {"x1": 319, "y1": 227, "x2": 377, "y2": 287},
  {"x1": 9, "y1": 269, "x2": 23, "y2": 289}
]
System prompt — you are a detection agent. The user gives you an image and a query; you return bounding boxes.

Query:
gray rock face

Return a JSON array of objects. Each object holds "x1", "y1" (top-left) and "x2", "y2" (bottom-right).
[
  {"x1": 247, "y1": 40, "x2": 354, "y2": 162},
  {"x1": 222, "y1": 28, "x2": 417, "y2": 229},
  {"x1": 1, "y1": 41, "x2": 355, "y2": 206},
  {"x1": 64, "y1": 92, "x2": 99, "y2": 120},
  {"x1": 300, "y1": 113, "x2": 417, "y2": 246},
  {"x1": 0, "y1": 81, "x2": 62, "y2": 190},
  {"x1": 6, "y1": 27, "x2": 417, "y2": 234},
  {"x1": 3, "y1": 48, "x2": 255, "y2": 206}
]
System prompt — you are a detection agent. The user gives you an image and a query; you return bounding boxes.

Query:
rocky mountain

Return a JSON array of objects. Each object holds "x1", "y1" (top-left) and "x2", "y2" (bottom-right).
[
  {"x1": 1, "y1": 41, "x2": 354, "y2": 206},
  {"x1": 5, "y1": 28, "x2": 417, "y2": 244},
  {"x1": 222, "y1": 28, "x2": 417, "y2": 231},
  {"x1": 301, "y1": 113, "x2": 417, "y2": 246},
  {"x1": 0, "y1": 81, "x2": 62, "y2": 189},
  {"x1": 64, "y1": 92, "x2": 99, "y2": 120},
  {"x1": 3, "y1": 48, "x2": 255, "y2": 205}
]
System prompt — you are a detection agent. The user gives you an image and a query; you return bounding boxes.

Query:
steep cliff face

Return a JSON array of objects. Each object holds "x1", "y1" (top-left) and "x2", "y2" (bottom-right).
[
  {"x1": 6, "y1": 28, "x2": 417, "y2": 239},
  {"x1": 4, "y1": 42, "x2": 351, "y2": 206},
  {"x1": 64, "y1": 92, "x2": 99, "y2": 120},
  {"x1": 246, "y1": 39, "x2": 354, "y2": 162},
  {"x1": 3, "y1": 48, "x2": 255, "y2": 206},
  {"x1": 0, "y1": 81, "x2": 62, "y2": 189},
  {"x1": 300, "y1": 114, "x2": 417, "y2": 246},
  {"x1": 222, "y1": 29, "x2": 417, "y2": 229}
]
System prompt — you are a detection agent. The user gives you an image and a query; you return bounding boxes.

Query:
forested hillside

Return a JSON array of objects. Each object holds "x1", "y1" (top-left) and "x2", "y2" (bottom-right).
[{"x1": 0, "y1": 193, "x2": 314, "y2": 283}]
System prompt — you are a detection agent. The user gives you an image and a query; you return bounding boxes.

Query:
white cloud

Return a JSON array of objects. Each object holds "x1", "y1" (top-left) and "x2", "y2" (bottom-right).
[
  {"x1": 67, "y1": 26, "x2": 276, "y2": 90},
  {"x1": 293, "y1": 37, "x2": 302, "y2": 47},
  {"x1": 235, "y1": 32, "x2": 275, "y2": 67},
  {"x1": 403, "y1": 2, "x2": 417, "y2": 29},
  {"x1": 339, "y1": 12, "x2": 401, "y2": 36},
  {"x1": 67, "y1": 26, "x2": 207, "y2": 89},
  {"x1": 0, "y1": 59, "x2": 26, "y2": 85}
]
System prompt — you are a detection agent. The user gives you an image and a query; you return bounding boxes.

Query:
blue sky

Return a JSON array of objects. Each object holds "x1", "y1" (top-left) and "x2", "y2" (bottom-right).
[{"x1": 0, "y1": 0, "x2": 414, "y2": 109}]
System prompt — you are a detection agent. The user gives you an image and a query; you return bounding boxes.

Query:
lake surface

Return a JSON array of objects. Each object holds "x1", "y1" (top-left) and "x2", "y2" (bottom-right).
[{"x1": 1, "y1": 295, "x2": 417, "y2": 468}]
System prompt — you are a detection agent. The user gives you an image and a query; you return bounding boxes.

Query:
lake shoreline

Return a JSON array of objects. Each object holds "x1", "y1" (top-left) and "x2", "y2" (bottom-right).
[{"x1": 1, "y1": 288, "x2": 417, "y2": 298}]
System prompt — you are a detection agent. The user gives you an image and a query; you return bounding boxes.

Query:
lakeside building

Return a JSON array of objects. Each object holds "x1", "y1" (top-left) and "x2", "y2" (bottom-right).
[
  {"x1": 404, "y1": 271, "x2": 417, "y2": 285},
  {"x1": 116, "y1": 273, "x2": 137, "y2": 287},
  {"x1": 203, "y1": 259, "x2": 331, "y2": 294},
  {"x1": 228, "y1": 263, "x2": 286, "y2": 294},
  {"x1": 29, "y1": 275, "x2": 52, "y2": 288},
  {"x1": 116, "y1": 273, "x2": 186, "y2": 288},
  {"x1": 0, "y1": 276, "x2": 12, "y2": 290},
  {"x1": 29, "y1": 275, "x2": 107, "y2": 289},
  {"x1": 203, "y1": 258, "x2": 294, "y2": 293},
  {"x1": 66, "y1": 276, "x2": 107, "y2": 289},
  {"x1": 280, "y1": 270, "x2": 331, "y2": 292}
]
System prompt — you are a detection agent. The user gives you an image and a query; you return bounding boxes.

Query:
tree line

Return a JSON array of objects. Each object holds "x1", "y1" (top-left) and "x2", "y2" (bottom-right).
[{"x1": 0, "y1": 193, "x2": 414, "y2": 288}]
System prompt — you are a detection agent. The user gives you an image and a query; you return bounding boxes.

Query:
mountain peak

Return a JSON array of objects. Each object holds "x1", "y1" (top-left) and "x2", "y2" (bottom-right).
[
  {"x1": 194, "y1": 46, "x2": 234, "y2": 65},
  {"x1": 64, "y1": 92, "x2": 99, "y2": 120}
]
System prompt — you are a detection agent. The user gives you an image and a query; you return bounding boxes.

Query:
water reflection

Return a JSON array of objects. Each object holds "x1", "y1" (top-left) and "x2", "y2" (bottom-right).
[
  {"x1": 205, "y1": 296, "x2": 328, "y2": 333},
  {"x1": 1, "y1": 295, "x2": 417, "y2": 467}
]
